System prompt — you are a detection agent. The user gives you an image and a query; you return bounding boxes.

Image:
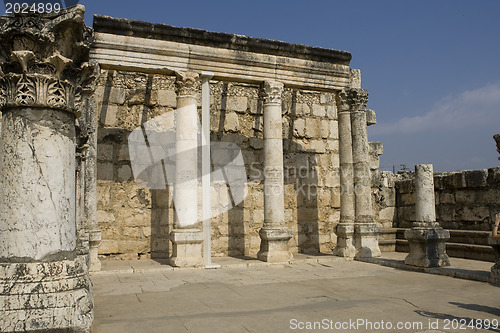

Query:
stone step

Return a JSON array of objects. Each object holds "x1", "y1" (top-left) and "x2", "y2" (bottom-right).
[{"x1": 395, "y1": 239, "x2": 495, "y2": 262}]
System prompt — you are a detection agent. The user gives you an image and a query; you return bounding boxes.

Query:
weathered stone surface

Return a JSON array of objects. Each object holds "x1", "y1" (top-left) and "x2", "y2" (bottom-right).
[{"x1": 405, "y1": 164, "x2": 450, "y2": 268}]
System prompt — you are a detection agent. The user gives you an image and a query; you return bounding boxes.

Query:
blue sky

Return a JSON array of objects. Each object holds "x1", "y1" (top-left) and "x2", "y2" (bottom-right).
[{"x1": 3, "y1": 1, "x2": 500, "y2": 172}]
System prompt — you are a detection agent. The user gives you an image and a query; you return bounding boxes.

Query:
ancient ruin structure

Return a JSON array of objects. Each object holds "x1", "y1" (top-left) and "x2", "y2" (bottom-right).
[
  {"x1": 2, "y1": 4, "x2": 500, "y2": 331},
  {"x1": 404, "y1": 164, "x2": 450, "y2": 267}
]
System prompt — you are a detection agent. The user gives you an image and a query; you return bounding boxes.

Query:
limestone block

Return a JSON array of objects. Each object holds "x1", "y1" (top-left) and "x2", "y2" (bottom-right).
[
  {"x1": 97, "y1": 210, "x2": 116, "y2": 224},
  {"x1": 308, "y1": 140, "x2": 326, "y2": 153},
  {"x1": 326, "y1": 139, "x2": 339, "y2": 152},
  {"x1": 326, "y1": 105, "x2": 337, "y2": 119},
  {"x1": 97, "y1": 162, "x2": 114, "y2": 181},
  {"x1": 312, "y1": 104, "x2": 326, "y2": 117},
  {"x1": 118, "y1": 165, "x2": 132, "y2": 182},
  {"x1": 249, "y1": 137, "x2": 264, "y2": 149},
  {"x1": 440, "y1": 192, "x2": 455, "y2": 204},
  {"x1": 329, "y1": 120, "x2": 339, "y2": 140},
  {"x1": 320, "y1": 119, "x2": 330, "y2": 138},
  {"x1": 157, "y1": 89, "x2": 177, "y2": 107},
  {"x1": 320, "y1": 93, "x2": 334, "y2": 104},
  {"x1": 108, "y1": 87, "x2": 126, "y2": 105},
  {"x1": 378, "y1": 207, "x2": 396, "y2": 221},
  {"x1": 293, "y1": 118, "x2": 305, "y2": 137},
  {"x1": 465, "y1": 169, "x2": 488, "y2": 187},
  {"x1": 305, "y1": 117, "x2": 320, "y2": 138},
  {"x1": 97, "y1": 143, "x2": 114, "y2": 161},
  {"x1": 445, "y1": 172, "x2": 467, "y2": 189},
  {"x1": 100, "y1": 104, "x2": 118, "y2": 126},
  {"x1": 118, "y1": 144, "x2": 130, "y2": 161},
  {"x1": 224, "y1": 112, "x2": 240, "y2": 132},
  {"x1": 455, "y1": 191, "x2": 475, "y2": 205},
  {"x1": 227, "y1": 96, "x2": 248, "y2": 112},
  {"x1": 249, "y1": 99, "x2": 260, "y2": 114},
  {"x1": 295, "y1": 103, "x2": 310, "y2": 116}
]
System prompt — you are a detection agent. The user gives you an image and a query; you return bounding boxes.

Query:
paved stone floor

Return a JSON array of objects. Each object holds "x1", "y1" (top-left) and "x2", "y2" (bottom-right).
[{"x1": 90, "y1": 253, "x2": 499, "y2": 333}]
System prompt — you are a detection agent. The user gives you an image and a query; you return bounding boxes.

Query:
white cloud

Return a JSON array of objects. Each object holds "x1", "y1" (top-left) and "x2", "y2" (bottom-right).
[{"x1": 370, "y1": 82, "x2": 500, "y2": 135}]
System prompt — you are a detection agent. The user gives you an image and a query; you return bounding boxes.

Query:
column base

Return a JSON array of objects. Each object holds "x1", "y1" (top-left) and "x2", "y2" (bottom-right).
[
  {"x1": 169, "y1": 229, "x2": 203, "y2": 267},
  {"x1": 488, "y1": 236, "x2": 500, "y2": 285},
  {"x1": 333, "y1": 223, "x2": 356, "y2": 258},
  {"x1": 257, "y1": 227, "x2": 293, "y2": 263},
  {"x1": 89, "y1": 229, "x2": 102, "y2": 272},
  {"x1": 0, "y1": 255, "x2": 93, "y2": 333},
  {"x1": 405, "y1": 227, "x2": 450, "y2": 268},
  {"x1": 354, "y1": 223, "x2": 381, "y2": 258}
]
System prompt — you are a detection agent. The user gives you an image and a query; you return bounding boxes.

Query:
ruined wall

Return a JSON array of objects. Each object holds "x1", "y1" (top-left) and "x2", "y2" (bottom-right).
[
  {"x1": 396, "y1": 168, "x2": 500, "y2": 230},
  {"x1": 95, "y1": 69, "x2": 342, "y2": 259}
]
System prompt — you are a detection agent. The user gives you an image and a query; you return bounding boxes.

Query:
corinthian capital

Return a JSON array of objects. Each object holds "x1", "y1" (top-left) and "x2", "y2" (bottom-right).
[
  {"x1": 0, "y1": 5, "x2": 96, "y2": 116},
  {"x1": 175, "y1": 71, "x2": 200, "y2": 97},
  {"x1": 336, "y1": 88, "x2": 368, "y2": 112},
  {"x1": 262, "y1": 81, "x2": 284, "y2": 104}
]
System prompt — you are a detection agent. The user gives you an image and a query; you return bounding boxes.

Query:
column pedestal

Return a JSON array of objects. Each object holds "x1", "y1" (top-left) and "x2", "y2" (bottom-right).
[
  {"x1": 333, "y1": 224, "x2": 356, "y2": 258},
  {"x1": 169, "y1": 229, "x2": 203, "y2": 267},
  {"x1": 405, "y1": 227, "x2": 450, "y2": 267},
  {"x1": 355, "y1": 223, "x2": 381, "y2": 258},
  {"x1": 405, "y1": 164, "x2": 450, "y2": 268},
  {"x1": 258, "y1": 228, "x2": 293, "y2": 263}
]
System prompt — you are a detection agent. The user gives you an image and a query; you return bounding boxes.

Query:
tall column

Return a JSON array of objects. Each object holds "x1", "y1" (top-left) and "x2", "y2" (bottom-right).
[
  {"x1": 350, "y1": 88, "x2": 381, "y2": 258},
  {"x1": 0, "y1": 6, "x2": 94, "y2": 332},
  {"x1": 405, "y1": 164, "x2": 450, "y2": 267},
  {"x1": 257, "y1": 81, "x2": 292, "y2": 262},
  {"x1": 333, "y1": 90, "x2": 356, "y2": 258},
  {"x1": 169, "y1": 71, "x2": 203, "y2": 267},
  {"x1": 348, "y1": 89, "x2": 381, "y2": 258},
  {"x1": 77, "y1": 64, "x2": 101, "y2": 272}
]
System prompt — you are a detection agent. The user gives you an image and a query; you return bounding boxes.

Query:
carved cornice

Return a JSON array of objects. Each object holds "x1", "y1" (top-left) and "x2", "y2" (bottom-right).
[
  {"x1": 336, "y1": 88, "x2": 368, "y2": 112},
  {"x1": 262, "y1": 81, "x2": 284, "y2": 104},
  {"x1": 175, "y1": 71, "x2": 199, "y2": 97},
  {"x1": 0, "y1": 5, "x2": 95, "y2": 116}
]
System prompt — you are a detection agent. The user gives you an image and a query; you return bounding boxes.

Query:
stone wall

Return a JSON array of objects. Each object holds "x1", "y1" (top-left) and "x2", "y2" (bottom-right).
[
  {"x1": 396, "y1": 168, "x2": 500, "y2": 230},
  {"x1": 95, "y1": 69, "x2": 344, "y2": 259}
]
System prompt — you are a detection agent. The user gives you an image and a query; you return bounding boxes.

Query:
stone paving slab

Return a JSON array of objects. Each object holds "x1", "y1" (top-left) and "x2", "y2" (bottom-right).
[{"x1": 91, "y1": 253, "x2": 500, "y2": 333}]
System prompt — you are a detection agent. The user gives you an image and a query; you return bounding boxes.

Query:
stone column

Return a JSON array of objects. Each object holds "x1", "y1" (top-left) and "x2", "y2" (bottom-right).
[
  {"x1": 0, "y1": 6, "x2": 94, "y2": 332},
  {"x1": 405, "y1": 164, "x2": 450, "y2": 267},
  {"x1": 169, "y1": 71, "x2": 203, "y2": 267},
  {"x1": 257, "y1": 81, "x2": 292, "y2": 262},
  {"x1": 349, "y1": 88, "x2": 380, "y2": 258},
  {"x1": 77, "y1": 64, "x2": 101, "y2": 272},
  {"x1": 333, "y1": 90, "x2": 356, "y2": 258}
]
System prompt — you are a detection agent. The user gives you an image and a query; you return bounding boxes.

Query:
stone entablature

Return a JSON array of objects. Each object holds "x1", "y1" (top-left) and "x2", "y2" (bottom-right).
[{"x1": 90, "y1": 16, "x2": 351, "y2": 91}]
